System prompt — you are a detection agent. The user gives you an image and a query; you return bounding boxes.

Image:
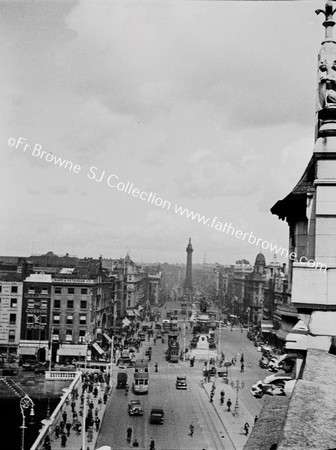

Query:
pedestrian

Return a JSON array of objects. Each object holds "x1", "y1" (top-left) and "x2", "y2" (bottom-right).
[
  {"x1": 87, "y1": 426, "x2": 93, "y2": 442},
  {"x1": 60, "y1": 420, "x2": 65, "y2": 432},
  {"x1": 189, "y1": 423, "x2": 194, "y2": 436},
  {"x1": 210, "y1": 393, "x2": 214, "y2": 403},
  {"x1": 127, "y1": 426, "x2": 132, "y2": 442},
  {"x1": 240, "y1": 363, "x2": 244, "y2": 373},
  {"x1": 254, "y1": 415, "x2": 258, "y2": 423},
  {"x1": 240, "y1": 353, "x2": 244, "y2": 363},
  {"x1": 76, "y1": 422, "x2": 82, "y2": 435},
  {"x1": 61, "y1": 432, "x2": 67, "y2": 448},
  {"x1": 244, "y1": 422, "x2": 250, "y2": 436},
  {"x1": 94, "y1": 406, "x2": 99, "y2": 417},
  {"x1": 150, "y1": 438, "x2": 155, "y2": 450},
  {"x1": 98, "y1": 397, "x2": 102, "y2": 409},
  {"x1": 62, "y1": 411, "x2": 67, "y2": 423},
  {"x1": 227, "y1": 398, "x2": 232, "y2": 412},
  {"x1": 132, "y1": 439, "x2": 139, "y2": 447},
  {"x1": 66, "y1": 422, "x2": 72, "y2": 436},
  {"x1": 103, "y1": 393, "x2": 108, "y2": 404},
  {"x1": 154, "y1": 362, "x2": 158, "y2": 372},
  {"x1": 43, "y1": 435, "x2": 51, "y2": 450},
  {"x1": 95, "y1": 416, "x2": 101, "y2": 431},
  {"x1": 55, "y1": 425, "x2": 60, "y2": 439}
]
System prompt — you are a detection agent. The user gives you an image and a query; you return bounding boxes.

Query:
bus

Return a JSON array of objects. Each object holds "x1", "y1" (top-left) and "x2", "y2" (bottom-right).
[
  {"x1": 170, "y1": 316, "x2": 178, "y2": 331},
  {"x1": 133, "y1": 359, "x2": 149, "y2": 394},
  {"x1": 167, "y1": 332, "x2": 179, "y2": 363}
]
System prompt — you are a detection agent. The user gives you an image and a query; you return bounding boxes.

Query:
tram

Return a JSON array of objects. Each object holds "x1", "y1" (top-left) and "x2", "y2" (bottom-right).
[
  {"x1": 167, "y1": 331, "x2": 179, "y2": 363},
  {"x1": 133, "y1": 359, "x2": 149, "y2": 394}
]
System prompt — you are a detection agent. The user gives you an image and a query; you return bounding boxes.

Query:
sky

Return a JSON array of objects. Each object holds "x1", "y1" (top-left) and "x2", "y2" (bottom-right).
[{"x1": 0, "y1": 0, "x2": 327, "y2": 265}]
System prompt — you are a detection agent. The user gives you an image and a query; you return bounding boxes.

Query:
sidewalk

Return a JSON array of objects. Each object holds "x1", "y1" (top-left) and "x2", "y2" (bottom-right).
[
  {"x1": 202, "y1": 378, "x2": 256, "y2": 450},
  {"x1": 46, "y1": 378, "x2": 110, "y2": 450}
]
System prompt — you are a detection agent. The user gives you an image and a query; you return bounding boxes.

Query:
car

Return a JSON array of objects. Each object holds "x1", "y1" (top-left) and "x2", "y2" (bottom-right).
[
  {"x1": 128, "y1": 399, "x2": 144, "y2": 416},
  {"x1": 176, "y1": 376, "x2": 187, "y2": 389},
  {"x1": 250, "y1": 380, "x2": 286, "y2": 398},
  {"x1": 149, "y1": 408, "x2": 164, "y2": 424},
  {"x1": 34, "y1": 362, "x2": 48, "y2": 374},
  {"x1": 117, "y1": 357, "x2": 134, "y2": 368},
  {"x1": 269, "y1": 354, "x2": 297, "y2": 373},
  {"x1": 22, "y1": 359, "x2": 37, "y2": 371},
  {"x1": 251, "y1": 377, "x2": 296, "y2": 398}
]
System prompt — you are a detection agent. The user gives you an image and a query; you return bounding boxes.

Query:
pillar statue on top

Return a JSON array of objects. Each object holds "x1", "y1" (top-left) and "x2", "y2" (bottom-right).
[{"x1": 316, "y1": 1, "x2": 336, "y2": 137}]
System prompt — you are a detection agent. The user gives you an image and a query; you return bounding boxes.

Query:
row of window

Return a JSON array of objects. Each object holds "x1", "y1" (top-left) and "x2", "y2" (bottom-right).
[
  {"x1": 0, "y1": 286, "x2": 91, "y2": 295},
  {"x1": 54, "y1": 287, "x2": 89, "y2": 295},
  {"x1": 54, "y1": 299, "x2": 87, "y2": 309},
  {"x1": 0, "y1": 298, "x2": 18, "y2": 307},
  {"x1": 0, "y1": 286, "x2": 18, "y2": 293},
  {"x1": 52, "y1": 329, "x2": 87, "y2": 341},
  {"x1": 53, "y1": 314, "x2": 87, "y2": 325}
]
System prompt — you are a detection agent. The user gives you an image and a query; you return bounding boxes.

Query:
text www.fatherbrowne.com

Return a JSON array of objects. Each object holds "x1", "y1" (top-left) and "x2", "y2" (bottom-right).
[{"x1": 7, "y1": 136, "x2": 326, "y2": 271}]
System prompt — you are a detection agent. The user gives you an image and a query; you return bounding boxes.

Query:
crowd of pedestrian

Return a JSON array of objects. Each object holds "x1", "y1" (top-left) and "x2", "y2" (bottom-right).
[{"x1": 42, "y1": 370, "x2": 110, "y2": 449}]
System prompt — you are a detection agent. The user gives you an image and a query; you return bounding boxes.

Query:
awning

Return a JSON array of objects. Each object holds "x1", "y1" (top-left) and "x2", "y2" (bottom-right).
[
  {"x1": 103, "y1": 333, "x2": 112, "y2": 343},
  {"x1": 18, "y1": 347, "x2": 36, "y2": 355},
  {"x1": 261, "y1": 321, "x2": 273, "y2": 333},
  {"x1": 275, "y1": 329, "x2": 288, "y2": 341},
  {"x1": 58, "y1": 345, "x2": 87, "y2": 357}
]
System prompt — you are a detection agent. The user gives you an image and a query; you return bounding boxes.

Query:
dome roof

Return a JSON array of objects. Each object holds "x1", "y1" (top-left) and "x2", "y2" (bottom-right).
[{"x1": 255, "y1": 252, "x2": 266, "y2": 266}]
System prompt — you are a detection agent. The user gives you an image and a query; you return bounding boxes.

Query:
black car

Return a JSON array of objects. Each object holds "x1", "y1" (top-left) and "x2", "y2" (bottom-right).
[{"x1": 149, "y1": 408, "x2": 164, "y2": 424}]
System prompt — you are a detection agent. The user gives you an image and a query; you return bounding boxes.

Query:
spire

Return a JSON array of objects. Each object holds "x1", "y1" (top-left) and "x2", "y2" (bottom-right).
[{"x1": 316, "y1": 1, "x2": 336, "y2": 43}]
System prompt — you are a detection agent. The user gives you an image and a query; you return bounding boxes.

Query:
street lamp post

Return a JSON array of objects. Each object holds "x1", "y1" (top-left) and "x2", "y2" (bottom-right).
[
  {"x1": 218, "y1": 320, "x2": 221, "y2": 361},
  {"x1": 183, "y1": 320, "x2": 186, "y2": 362},
  {"x1": 110, "y1": 335, "x2": 114, "y2": 384},
  {"x1": 82, "y1": 332, "x2": 91, "y2": 450},
  {"x1": 20, "y1": 394, "x2": 35, "y2": 450},
  {"x1": 230, "y1": 379, "x2": 245, "y2": 416}
]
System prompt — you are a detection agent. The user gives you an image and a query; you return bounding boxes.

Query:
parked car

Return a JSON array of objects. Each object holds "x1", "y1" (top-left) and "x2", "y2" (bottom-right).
[
  {"x1": 269, "y1": 354, "x2": 297, "y2": 373},
  {"x1": 250, "y1": 380, "x2": 286, "y2": 398},
  {"x1": 251, "y1": 375, "x2": 296, "y2": 398},
  {"x1": 149, "y1": 408, "x2": 164, "y2": 424},
  {"x1": 259, "y1": 357, "x2": 270, "y2": 369},
  {"x1": 22, "y1": 359, "x2": 37, "y2": 371},
  {"x1": 128, "y1": 399, "x2": 143, "y2": 416},
  {"x1": 34, "y1": 362, "x2": 48, "y2": 374},
  {"x1": 176, "y1": 376, "x2": 187, "y2": 390}
]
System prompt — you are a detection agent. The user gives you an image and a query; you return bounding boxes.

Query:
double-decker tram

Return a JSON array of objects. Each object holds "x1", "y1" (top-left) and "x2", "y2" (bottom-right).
[
  {"x1": 166, "y1": 331, "x2": 179, "y2": 363},
  {"x1": 133, "y1": 359, "x2": 149, "y2": 394}
]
